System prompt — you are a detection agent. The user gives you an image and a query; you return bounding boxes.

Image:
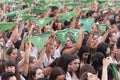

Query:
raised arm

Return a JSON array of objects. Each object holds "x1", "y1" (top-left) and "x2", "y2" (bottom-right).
[
  {"x1": 63, "y1": 27, "x2": 83, "y2": 54},
  {"x1": 22, "y1": 40, "x2": 31, "y2": 76}
]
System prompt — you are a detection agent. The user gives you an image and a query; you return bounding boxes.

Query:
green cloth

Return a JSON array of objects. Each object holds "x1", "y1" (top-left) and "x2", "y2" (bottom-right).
[
  {"x1": 60, "y1": 11, "x2": 77, "y2": 21},
  {"x1": 108, "y1": 64, "x2": 119, "y2": 80},
  {"x1": 80, "y1": 0, "x2": 93, "y2": 5},
  {"x1": 32, "y1": 8, "x2": 48, "y2": 14},
  {"x1": 18, "y1": 8, "x2": 31, "y2": 14},
  {"x1": 27, "y1": 33, "x2": 49, "y2": 51},
  {"x1": 79, "y1": 18, "x2": 94, "y2": 33},
  {"x1": 108, "y1": 7, "x2": 117, "y2": 11},
  {"x1": 22, "y1": 15, "x2": 36, "y2": 21},
  {"x1": 23, "y1": 0, "x2": 33, "y2": 3},
  {"x1": 69, "y1": 29, "x2": 79, "y2": 42},
  {"x1": 96, "y1": 24, "x2": 107, "y2": 36},
  {"x1": 82, "y1": 8, "x2": 89, "y2": 12},
  {"x1": 36, "y1": 17, "x2": 53, "y2": 29},
  {"x1": 6, "y1": 11, "x2": 16, "y2": 19},
  {"x1": 55, "y1": 29, "x2": 69, "y2": 46},
  {"x1": 67, "y1": 3, "x2": 80, "y2": 10},
  {"x1": 0, "y1": 0, "x2": 5, "y2": 3},
  {"x1": 0, "y1": 22, "x2": 16, "y2": 32}
]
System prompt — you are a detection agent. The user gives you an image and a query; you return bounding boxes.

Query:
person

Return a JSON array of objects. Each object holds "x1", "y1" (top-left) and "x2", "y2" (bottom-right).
[
  {"x1": 28, "y1": 67, "x2": 44, "y2": 80},
  {"x1": 1, "y1": 72, "x2": 17, "y2": 80},
  {"x1": 6, "y1": 47, "x2": 17, "y2": 62},
  {"x1": 49, "y1": 67, "x2": 66, "y2": 80},
  {"x1": 80, "y1": 58, "x2": 113, "y2": 80},
  {"x1": 77, "y1": 45, "x2": 90, "y2": 67},
  {"x1": 62, "y1": 27, "x2": 83, "y2": 54},
  {"x1": 69, "y1": 55, "x2": 80, "y2": 80},
  {"x1": 79, "y1": 64, "x2": 96, "y2": 78},
  {"x1": 3, "y1": 60, "x2": 20, "y2": 80}
]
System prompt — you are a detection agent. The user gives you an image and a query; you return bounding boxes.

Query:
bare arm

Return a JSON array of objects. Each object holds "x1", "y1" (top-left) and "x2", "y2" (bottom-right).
[
  {"x1": 22, "y1": 41, "x2": 31, "y2": 76},
  {"x1": 63, "y1": 27, "x2": 83, "y2": 54}
]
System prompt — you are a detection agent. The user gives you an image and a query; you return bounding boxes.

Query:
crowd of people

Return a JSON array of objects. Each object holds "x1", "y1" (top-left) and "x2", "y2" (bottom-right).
[{"x1": 0, "y1": 0, "x2": 120, "y2": 80}]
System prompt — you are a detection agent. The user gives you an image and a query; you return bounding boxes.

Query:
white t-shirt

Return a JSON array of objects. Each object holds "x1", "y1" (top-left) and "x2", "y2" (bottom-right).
[
  {"x1": 53, "y1": 49, "x2": 61, "y2": 59},
  {"x1": 42, "y1": 54, "x2": 54, "y2": 69},
  {"x1": 66, "y1": 72, "x2": 72, "y2": 80}
]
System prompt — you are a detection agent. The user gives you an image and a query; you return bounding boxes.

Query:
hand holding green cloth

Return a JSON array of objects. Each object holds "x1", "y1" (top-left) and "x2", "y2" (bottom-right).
[
  {"x1": 0, "y1": 22, "x2": 16, "y2": 32},
  {"x1": 35, "y1": 17, "x2": 53, "y2": 29},
  {"x1": 108, "y1": 64, "x2": 119, "y2": 80},
  {"x1": 55, "y1": 29, "x2": 69, "y2": 46},
  {"x1": 79, "y1": 18, "x2": 94, "y2": 33},
  {"x1": 96, "y1": 24, "x2": 107, "y2": 36},
  {"x1": 27, "y1": 33, "x2": 49, "y2": 51},
  {"x1": 60, "y1": 11, "x2": 77, "y2": 21},
  {"x1": 69, "y1": 29, "x2": 79, "y2": 42}
]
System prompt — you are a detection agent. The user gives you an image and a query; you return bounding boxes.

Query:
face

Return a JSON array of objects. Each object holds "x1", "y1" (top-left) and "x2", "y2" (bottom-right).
[
  {"x1": 55, "y1": 74, "x2": 66, "y2": 80},
  {"x1": 110, "y1": 33, "x2": 117, "y2": 43},
  {"x1": 87, "y1": 72, "x2": 100, "y2": 80},
  {"x1": 34, "y1": 69, "x2": 44, "y2": 80},
  {"x1": 65, "y1": 37, "x2": 73, "y2": 48},
  {"x1": 20, "y1": 51, "x2": 25, "y2": 59},
  {"x1": 106, "y1": 47, "x2": 110, "y2": 55},
  {"x1": 111, "y1": 45, "x2": 118, "y2": 54},
  {"x1": 43, "y1": 25, "x2": 51, "y2": 32},
  {"x1": 5, "y1": 66, "x2": 15, "y2": 73},
  {"x1": 82, "y1": 52, "x2": 90, "y2": 60},
  {"x1": 69, "y1": 59, "x2": 80, "y2": 71},
  {"x1": 115, "y1": 16, "x2": 120, "y2": 22},
  {"x1": 9, "y1": 49, "x2": 17, "y2": 61},
  {"x1": 29, "y1": 58, "x2": 37, "y2": 69},
  {"x1": 9, "y1": 76, "x2": 17, "y2": 80}
]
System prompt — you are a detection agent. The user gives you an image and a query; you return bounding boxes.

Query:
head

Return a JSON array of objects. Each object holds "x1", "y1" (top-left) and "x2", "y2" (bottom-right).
[
  {"x1": 80, "y1": 72, "x2": 100, "y2": 80},
  {"x1": 3, "y1": 60, "x2": 20, "y2": 80},
  {"x1": 109, "y1": 32, "x2": 118, "y2": 44},
  {"x1": 68, "y1": 55, "x2": 80, "y2": 72},
  {"x1": 6, "y1": 47, "x2": 17, "y2": 61},
  {"x1": 86, "y1": 10, "x2": 97, "y2": 18},
  {"x1": 29, "y1": 56, "x2": 37, "y2": 69},
  {"x1": 57, "y1": 54, "x2": 76, "y2": 73},
  {"x1": 28, "y1": 67, "x2": 44, "y2": 80},
  {"x1": 77, "y1": 45, "x2": 90, "y2": 60},
  {"x1": 79, "y1": 64, "x2": 96, "y2": 78},
  {"x1": 1, "y1": 72, "x2": 17, "y2": 80},
  {"x1": 110, "y1": 44, "x2": 118, "y2": 55},
  {"x1": 114, "y1": 15, "x2": 120, "y2": 23},
  {"x1": 65, "y1": 37, "x2": 74, "y2": 48},
  {"x1": 97, "y1": 42, "x2": 110, "y2": 57},
  {"x1": 49, "y1": 67, "x2": 66, "y2": 80}
]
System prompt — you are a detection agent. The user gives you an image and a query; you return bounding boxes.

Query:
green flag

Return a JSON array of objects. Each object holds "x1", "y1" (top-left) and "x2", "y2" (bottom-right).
[
  {"x1": 96, "y1": 24, "x2": 106, "y2": 36},
  {"x1": 36, "y1": 17, "x2": 53, "y2": 29},
  {"x1": 31, "y1": 8, "x2": 48, "y2": 14},
  {"x1": 22, "y1": 14, "x2": 36, "y2": 21},
  {"x1": 55, "y1": 29, "x2": 69, "y2": 46},
  {"x1": 67, "y1": 3, "x2": 80, "y2": 10},
  {"x1": 0, "y1": 0, "x2": 5, "y2": 3},
  {"x1": 69, "y1": 29, "x2": 79, "y2": 42},
  {"x1": 18, "y1": 8, "x2": 31, "y2": 14},
  {"x1": 6, "y1": 11, "x2": 16, "y2": 19},
  {"x1": 79, "y1": 18, "x2": 94, "y2": 33},
  {"x1": 27, "y1": 33, "x2": 49, "y2": 51},
  {"x1": 23, "y1": 0, "x2": 33, "y2": 3},
  {"x1": 82, "y1": 8, "x2": 89, "y2": 12},
  {"x1": 108, "y1": 7, "x2": 117, "y2": 11},
  {"x1": 108, "y1": 64, "x2": 119, "y2": 80},
  {"x1": 60, "y1": 11, "x2": 77, "y2": 21},
  {"x1": 0, "y1": 22, "x2": 16, "y2": 32}
]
